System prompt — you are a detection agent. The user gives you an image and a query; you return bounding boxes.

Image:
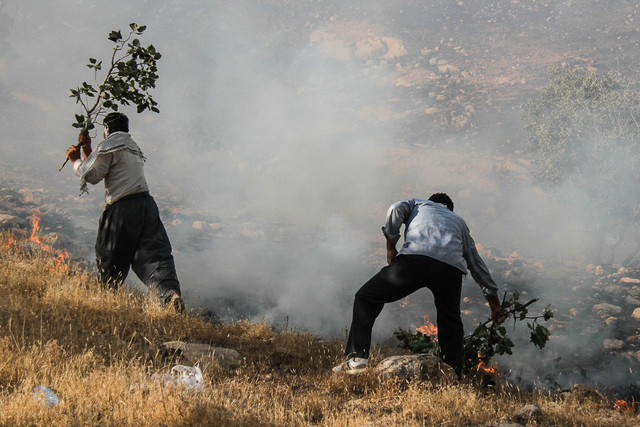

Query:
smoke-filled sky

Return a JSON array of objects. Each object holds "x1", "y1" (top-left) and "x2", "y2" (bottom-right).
[{"x1": 2, "y1": 0, "x2": 640, "y2": 387}]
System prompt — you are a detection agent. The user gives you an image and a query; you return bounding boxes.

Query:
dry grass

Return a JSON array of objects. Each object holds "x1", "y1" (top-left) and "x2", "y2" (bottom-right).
[{"x1": 0, "y1": 231, "x2": 637, "y2": 426}]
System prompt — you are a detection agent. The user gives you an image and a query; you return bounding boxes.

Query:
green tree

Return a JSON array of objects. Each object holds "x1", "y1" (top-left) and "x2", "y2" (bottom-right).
[
  {"x1": 69, "y1": 22, "x2": 161, "y2": 131},
  {"x1": 60, "y1": 23, "x2": 161, "y2": 170},
  {"x1": 522, "y1": 65, "x2": 640, "y2": 264}
]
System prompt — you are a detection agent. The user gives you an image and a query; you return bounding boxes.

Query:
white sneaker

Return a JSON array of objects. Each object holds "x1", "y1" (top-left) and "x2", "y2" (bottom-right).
[{"x1": 332, "y1": 357, "x2": 368, "y2": 373}]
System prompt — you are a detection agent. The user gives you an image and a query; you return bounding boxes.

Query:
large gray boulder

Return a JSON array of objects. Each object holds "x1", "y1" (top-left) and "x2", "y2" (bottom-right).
[
  {"x1": 375, "y1": 354, "x2": 457, "y2": 382},
  {"x1": 513, "y1": 404, "x2": 543, "y2": 424}
]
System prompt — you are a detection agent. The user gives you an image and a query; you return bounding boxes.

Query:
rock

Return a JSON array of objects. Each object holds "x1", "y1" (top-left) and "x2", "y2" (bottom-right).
[
  {"x1": 192, "y1": 220, "x2": 207, "y2": 230},
  {"x1": 592, "y1": 303, "x2": 622, "y2": 316},
  {"x1": 621, "y1": 277, "x2": 640, "y2": 284},
  {"x1": 617, "y1": 350, "x2": 640, "y2": 363},
  {"x1": 0, "y1": 214, "x2": 27, "y2": 230},
  {"x1": 163, "y1": 341, "x2": 242, "y2": 368},
  {"x1": 626, "y1": 335, "x2": 640, "y2": 345},
  {"x1": 513, "y1": 404, "x2": 543, "y2": 424},
  {"x1": 375, "y1": 354, "x2": 457, "y2": 382},
  {"x1": 626, "y1": 296, "x2": 640, "y2": 306},
  {"x1": 603, "y1": 339, "x2": 624, "y2": 350},
  {"x1": 602, "y1": 284, "x2": 623, "y2": 295},
  {"x1": 632, "y1": 308, "x2": 640, "y2": 320}
]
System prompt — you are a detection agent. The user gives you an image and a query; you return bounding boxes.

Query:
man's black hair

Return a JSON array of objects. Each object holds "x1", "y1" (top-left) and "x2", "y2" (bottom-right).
[
  {"x1": 428, "y1": 193, "x2": 454, "y2": 211},
  {"x1": 104, "y1": 112, "x2": 129, "y2": 133}
]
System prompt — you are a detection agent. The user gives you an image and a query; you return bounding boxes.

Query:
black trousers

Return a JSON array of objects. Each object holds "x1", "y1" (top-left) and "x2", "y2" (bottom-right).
[
  {"x1": 345, "y1": 254, "x2": 463, "y2": 376},
  {"x1": 95, "y1": 192, "x2": 181, "y2": 299}
]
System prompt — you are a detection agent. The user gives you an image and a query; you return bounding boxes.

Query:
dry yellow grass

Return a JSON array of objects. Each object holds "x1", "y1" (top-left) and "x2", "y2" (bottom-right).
[{"x1": 0, "y1": 231, "x2": 637, "y2": 426}]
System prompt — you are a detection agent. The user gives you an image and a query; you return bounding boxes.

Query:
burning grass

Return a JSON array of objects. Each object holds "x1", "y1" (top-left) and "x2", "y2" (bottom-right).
[{"x1": 0, "y1": 230, "x2": 637, "y2": 425}]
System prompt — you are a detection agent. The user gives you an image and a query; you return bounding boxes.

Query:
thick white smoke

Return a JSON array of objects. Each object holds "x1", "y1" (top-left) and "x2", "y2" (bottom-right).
[{"x1": 2, "y1": 0, "x2": 639, "y2": 394}]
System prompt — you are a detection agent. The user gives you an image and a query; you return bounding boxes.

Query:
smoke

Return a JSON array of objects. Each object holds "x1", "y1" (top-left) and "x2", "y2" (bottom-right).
[{"x1": 2, "y1": 0, "x2": 640, "y2": 393}]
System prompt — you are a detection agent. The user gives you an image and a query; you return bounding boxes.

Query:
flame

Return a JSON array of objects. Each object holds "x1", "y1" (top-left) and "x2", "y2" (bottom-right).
[
  {"x1": 614, "y1": 400, "x2": 632, "y2": 413},
  {"x1": 416, "y1": 314, "x2": 438, "y2": 337},
  {"x1": 1, "y1": 233, "x2": 18, "y2": 249},
  {"x1": 28, "y1": 209, "x2": 46, "y2": 249},
  {"x1": 24, "y1": 209, "x2": 72, "y2": 273},
  {"x1": 476, "y1": 359, "x2": 500, "y2": 376},
  {"x1": 400, "y1": 296, "x2": 410, "y2": 308}
]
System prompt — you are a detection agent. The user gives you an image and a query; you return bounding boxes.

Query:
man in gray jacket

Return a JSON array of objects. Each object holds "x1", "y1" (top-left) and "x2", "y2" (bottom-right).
[
  {"x1": 333, "y1": 193, "x2": 501, "y2": 377},
  {"x1": 66, "y1": 112, "x2": 184, "y2": 313}
]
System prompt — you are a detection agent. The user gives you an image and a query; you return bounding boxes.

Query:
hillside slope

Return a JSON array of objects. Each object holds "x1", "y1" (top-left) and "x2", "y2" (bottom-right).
[{"x1": 0, "y1": 231, "x2": 635, "y2": 425}]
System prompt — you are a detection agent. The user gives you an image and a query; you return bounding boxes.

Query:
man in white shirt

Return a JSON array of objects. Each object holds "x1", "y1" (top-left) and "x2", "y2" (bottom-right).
[
  {"x1": 333, "y1": 193, "x2": 501, "y2": 377},
  {"x1": 66, "y1": 113, "x2": 184, "y2": 313}
]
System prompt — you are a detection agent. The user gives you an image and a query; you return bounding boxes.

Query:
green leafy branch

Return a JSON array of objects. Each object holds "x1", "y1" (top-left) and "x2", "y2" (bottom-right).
[
  {"x1": 394, "y1": 290, "x2": 554, "y2": 374},
  {"x1": 69, "y1": 22, "x2": 161, "y2": 133}
]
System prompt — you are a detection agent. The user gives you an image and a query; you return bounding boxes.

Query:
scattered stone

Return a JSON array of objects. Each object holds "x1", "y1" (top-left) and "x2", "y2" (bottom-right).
[
  {"x1": 592, "y1": 303, "x2": 622, "y2": 316},
  {"x1": 626, "y1": 335, "x2": 640, "y2": 345},
  {"x1": 192, "y1": 220, "x2": 207, "y2": 230},
  {"x1": 604, "y1": 317, "x2": 618, "y2": 326},
  {"x1": 513, "y1": 404, "x2": 543, "y2": 424},
  {"x1": 618, "y1": 350, "x2": 640, "y2": 363},
  {"x1": 626, "y1": 296, "x2": 640, "y2": 306},
  {"x1": 163, "y1": 341, "x2": 242, "y2": 368},
  {"x1": 632, "y1": 308, "x2": 640, "y2": 320},
  {"x1": 375, "y1": 354, "x2": 456, "y2": 382},
  {"x1": 621, "y1": 277, "x2": 640, "y2": 284},
  {"x1": 603, "y1": 339, "x2": 624, "y2": 350}
]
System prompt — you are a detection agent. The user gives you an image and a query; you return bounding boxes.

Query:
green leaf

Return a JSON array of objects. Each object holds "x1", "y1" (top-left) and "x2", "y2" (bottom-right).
[{"x1": 108, "y1": 30, "x2": 122, "y2": 42}]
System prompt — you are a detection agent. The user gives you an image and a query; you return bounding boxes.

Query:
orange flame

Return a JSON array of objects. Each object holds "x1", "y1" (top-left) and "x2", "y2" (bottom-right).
[
  {"x1": 28, "y1": 209, "x2": 44, "y2": 247},
  {"x1": 416, "y1": 314, "x2": 438, "y2": 337},
  {"x1": 400, "y1": 296, "x2": 410, "y2": 308},
  {"x1": 1, "y1": 233, "x2": 18, "y2": 249},
  {"x1": 477, "y1": 359, "x2": 500, "y2": 375},
  {"x1": 614, "y1": 400, "x2": 632, "y2": 413},
  {"x1": 25, "y1": 209, "x2": 71, "y2": 273}
]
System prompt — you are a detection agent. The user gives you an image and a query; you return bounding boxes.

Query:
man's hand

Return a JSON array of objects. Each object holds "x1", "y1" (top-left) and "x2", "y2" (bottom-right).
[
  {"x1": 385, "y1": 237, "x2": 398, "y2": 264},
  {"x1": 66, "y1": 145, "x2": 81, "y2": 163},
  {"x1": 78, "y1": 131, "x2": 92, "y2": 158},
  {"x1": 78, "y1": 131, "x2": 91, "y2": 147},
  {"x1": 488, "y1": 294, "x2": 502, "y2": 323},
  {"x1": 387, "y1": 247, "x2": 398, "y2": 265}
]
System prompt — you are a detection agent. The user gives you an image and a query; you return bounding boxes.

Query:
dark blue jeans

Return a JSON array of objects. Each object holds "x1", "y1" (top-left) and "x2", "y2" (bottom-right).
[
  {"x1": 95, "y1": 192, "x2": 181, "y2": 299},
  {"x1": 345, "y1": 254, "x2": 463, "y2": 376}
]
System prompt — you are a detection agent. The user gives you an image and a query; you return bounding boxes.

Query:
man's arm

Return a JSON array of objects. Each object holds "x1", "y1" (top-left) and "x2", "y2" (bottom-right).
[
  {"x1": 461, "y1": 225, "x2": 502, "y2": 321},
  {"x1": 488, "y1": 294, "x2": 502, "y2": 322},
  {"x1": 79, "y1": 132, "x2": 92, "y2": 159},
  {"x1": 385, "y1": 236, "x2": 398, "y2": 264},
  {"x1": 65, "y1": 132, "x2": 93, "y2": 163},
  {"x1": 381, "y1": 199, "x2": 414, "y2": 264}
]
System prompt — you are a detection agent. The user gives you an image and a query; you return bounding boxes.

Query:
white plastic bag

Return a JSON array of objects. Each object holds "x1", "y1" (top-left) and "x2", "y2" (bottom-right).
[
  {"x1": 32, "y1": 385, "x2": 59, "y2": 407},
  {"x1": 152, "y1": 365, "x2": 204, "y2": 390}
]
